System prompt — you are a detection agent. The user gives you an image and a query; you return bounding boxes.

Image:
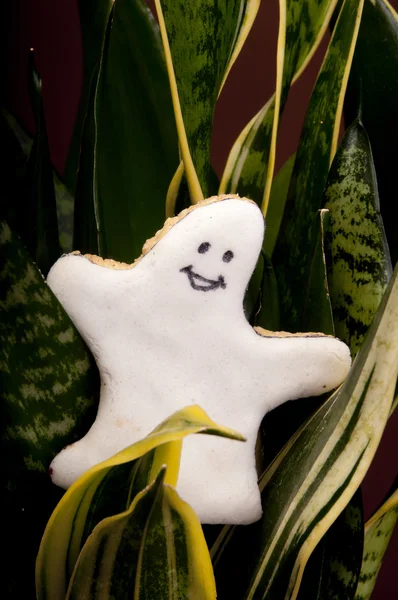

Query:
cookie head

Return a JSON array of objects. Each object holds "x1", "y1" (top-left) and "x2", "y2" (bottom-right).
[{"x1": 146, "y1": 198, "x2": 265, "y2": 306}]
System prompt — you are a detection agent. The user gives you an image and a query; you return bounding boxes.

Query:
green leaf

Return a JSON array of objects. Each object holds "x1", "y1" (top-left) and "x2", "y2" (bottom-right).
[
  {"x1": 53, "y1": 172, "x2": 74, "y2": 253},
  {"x1": 212, "y1": 262, "x2": 398, "y2": 600},
  {"x1": 273, "y1": 0, "x2": 364, "y2": 332},
  {"x1": 0, "y1": 220, "x2": 99, "y2": 487},
  {"x1": 0, "y1": 221, "x2": 99, "y2": 597},
  {"x1": 345, "y1": 0, "x2": 398, "y2": 265},
  {"x1": 154, "y1": 0, "x2": 260, "y2": 201},
  {"x1": 301, "y1": 209, "x2": 335, "y2": 334},
  {"x1": 220, "y1": 0, "x2": 339, "y2": 211},
  {"x1": 324, "y1": 117, "x2": 392, "y2": 356},
  {"x1": 64, "y1": 0, "x2": 114, "y2": 191},
  {"x1": 66, "y1": 467, "x2": 216, "y2": 600},
  {"x1": 244, "y1": 251, "x2": 280, "y2": 331},
  {"x1": 354, "y1": 479, "x2": 398, "y2": 600},
  {"x1": 297, "y1": 489, "x2": 364, "y2": 600},
  {"x1": 36, "y1": 405, "x2": 244, "y2": 600},
  {"x1": 74, "y1": 0, "x2": 179, "y2": 261},
  {"x1": 0, "y1": 107, "x2": 74, "y2": 254},
  {"x1": 264, "y1": 153, "x2": 296, "y2": 257},
  {"x1": 20, "y1": 50, "x2": 60, "y2": 276}
]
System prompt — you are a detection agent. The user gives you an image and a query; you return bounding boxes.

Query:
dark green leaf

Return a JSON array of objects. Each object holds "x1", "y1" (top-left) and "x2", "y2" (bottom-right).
[
  {"x1": 345, "y1": 0, "x2": 398, "y2": 265},
  {"x1": 244, "y1": 250, "x2": 280, "y2": 330},
  {"x1": 301, "y1": 209, "x2": 335, "y2": 335},
  {"x1": 74, "y1": 0, "x2": 179, "y2": 261},
  {"x1": 0, "y1": 108, "x2": 74, "y2": 254},
  {"x1": 324, "y1": 118, "x2": 392, "y2": 356},
  {"x1": 0, "y1": 220, "x2": 99, "y2": 487},
  {"x1": 298, "y1": 489, "x2": 364, "y2": 600},
  {"x1": 264, "y1": 153, "x2": 296, "y2": 257},
  {"x1": 273, "y1": 0, "x2": 364, "y2": 331},
  {"x1": 64, "y1": 0, "x2": 114, "y2": 191},
  {"x1": 21, "y1": 50, "x2": 60, "y2": 275}
]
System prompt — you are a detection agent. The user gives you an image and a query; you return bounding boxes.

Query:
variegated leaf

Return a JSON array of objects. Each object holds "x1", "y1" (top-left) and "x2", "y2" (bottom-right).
[
  {"x1": 324, "y1": 117, "x2": 392, "y2": 356},
  {"x1": 220, "y1": 0, "x2": 338, "y2": 212},
  {"x1": 213, "y1": 262, "x2": 398, "y2": 600},
  {"x1": 66, "y1": 467, "x2": 216, "y2": 599},
  {"x1": 273, "y1": 0, "x2": 364, "y2": 332},
  {"x1": 36, "y1": 405, "x2": 244, "y2": 600},
  {"x1": 345, "y1": 0, "x2": 398, "y2": 265},
  {"x1": 154, "y1": 0, "x2": 260, "y2": 202},
  {"x1": 354, "y1": 480, "x2": 398, "y2": 600},
  {"x1": 0, "y1": 221, "x2": 99, "y2": 597},
  {"x1": 0, "y1": 220, "x2": 99, "y2": 487}
]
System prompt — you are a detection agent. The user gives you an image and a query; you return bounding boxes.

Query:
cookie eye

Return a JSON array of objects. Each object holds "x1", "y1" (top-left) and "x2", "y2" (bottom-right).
[
  {"x1": 223, "y1": 250, "x2": 234, "y2": 263},
  {"x1": 198, "y1": 242, "x2": 211, "y2": 254}
]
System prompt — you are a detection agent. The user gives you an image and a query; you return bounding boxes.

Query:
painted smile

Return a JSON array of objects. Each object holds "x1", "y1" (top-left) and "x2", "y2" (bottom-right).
[{"x1": 180, "y1": 265, "x2": 226, "y2": 292}]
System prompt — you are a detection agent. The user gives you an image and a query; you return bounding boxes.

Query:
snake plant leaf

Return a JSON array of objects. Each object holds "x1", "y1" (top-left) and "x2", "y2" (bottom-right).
[
  {"x1": 0, "y1": 221, "x2": 99, "y2": 597},
  {"x1": 301, "y1": 209, "x2": 334, "y2": 335},
  {"x1": 263, "y1": 153, "x2": 296, "y2": 257},
  {"x1": 74, "y1": 0, "x2": 179, "y2": 261},
  {"x1": 0, "y1": 108, "x2": 74, "y2": 254},
  {"x1": 36, "y1": 405, "x2": 244, "y2": 600},
  {"x1": 273, "y1": 0, "x2": 364, "y2": 332},
  {"x1": 66, "y1": 467, "x2": 216, "y2": 600},
  {"x1": 0, "y1": 220, "x2": 99, "y2": 489},
  {"x1": 244, "y1": 250, "x2": 280, "y2": 331},
  {"x1": 220, "y1": 0, "x2": 338, "y2": 212},
  {"x1": 154, "y1": 0, "x2": 260, "y2": 202},
  {"x1": 212, "y1": 262, "x2": 398, "y2": 600},
  {"x1": 324, "y1": 117, "x2": 392, "y2": 357},
  {"x1": 64, "y1": 0, "x2": 114, "y2": 191},
  {"x1": 354, "y1": 479, "x2": 398, "y2": 600},
  {"x1": 345, "y1": 0, "x2": 398, "y2": 265},
  {"x1": 20, "y1": 50, "x2": 60, "y2": 276},
  {"x1": 297, "y1": 488, "x2": 364, "y2": 600},
  {"x1": 53, "y1": 172, "x2": 74, "y2": 253}
]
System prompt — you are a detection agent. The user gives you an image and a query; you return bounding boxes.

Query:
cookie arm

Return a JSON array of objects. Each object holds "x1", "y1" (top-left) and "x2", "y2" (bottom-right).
[
  {"x1": 46, "y1": 254, "x2": 118, "y2": 345},
  {"x1": 255, "y1": 329, "x2": 351, "y2": 410}
]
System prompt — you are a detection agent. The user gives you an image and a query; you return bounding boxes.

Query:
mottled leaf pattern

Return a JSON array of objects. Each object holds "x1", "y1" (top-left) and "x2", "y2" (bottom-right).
[
  {"x1": 154, "y1": 0, "x2": 260, "y2": 200},
  {"x1": 220, "y1": 0, "x2": 338, "y2": 211},
  {"x1": 0, "y1": 221, "x2": 99, "y2": 485},
  {"x1": 213, "y1": 263, "x2": 398, "y2": 600},
  {"x1": 324, "y1": 118, "x2": 392, "y2": 356},
  {"x1": 36, "y1": 405, "x2": 243, "y2": 600},
  {"x1": 66, "y1": 467, "x2": 216, "y2": 600},
  {"x1": 354, "y1": 481, "x2": 398, "y2": 600},
  {"x1": 345, "y1": 0, "x2": 398, "y2": 265},
  {"x1": 0, "y1": 221, "x2": 98, "y2": 598},
  {"x1": 273, "y1": 0, "x2": 364, "y2": 331}
]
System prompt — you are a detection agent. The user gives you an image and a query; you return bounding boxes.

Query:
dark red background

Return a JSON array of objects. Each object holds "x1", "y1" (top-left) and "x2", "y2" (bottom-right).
[{"x1": 1, "y1": 1, "x2": 397, "y2": 597}]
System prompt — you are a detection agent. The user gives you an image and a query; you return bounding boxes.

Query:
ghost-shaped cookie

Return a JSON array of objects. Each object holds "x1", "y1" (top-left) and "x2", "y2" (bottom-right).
[{"x1": 47, "y1": 195, "x2": 351, "y2": 524}]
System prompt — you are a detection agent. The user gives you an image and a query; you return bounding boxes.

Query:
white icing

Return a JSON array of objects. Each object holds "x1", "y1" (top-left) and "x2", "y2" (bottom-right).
[{"x1": 46, "y1": 197, "x2": 351, "y2": 524}]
